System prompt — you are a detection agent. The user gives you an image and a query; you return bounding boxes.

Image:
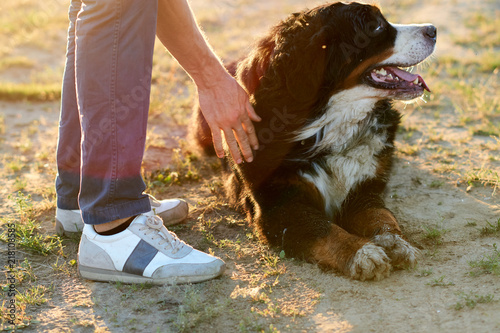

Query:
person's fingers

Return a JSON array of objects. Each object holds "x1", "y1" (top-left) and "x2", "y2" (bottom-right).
[
  {"x1": 210, "y1": 127, "x2": 225, "y2": 158},
  {"x1": 242, "y1": 115, "x2": 259, "y2": 151},
  {"x1": 233, "y1": 126, "x2": 254, "y2": 163},
  {"x1": 223, "y1": 129, "x2": 243, "y2": 164},
  {"x1": 246, "y1": 100, "x2": 261, "y2": 122}
]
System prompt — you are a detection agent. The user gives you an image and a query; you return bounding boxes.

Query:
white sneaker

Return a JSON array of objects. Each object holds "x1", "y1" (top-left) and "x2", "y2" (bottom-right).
[
  {"x1": 78, "y1": 214, "x2": 225, "y2": 284},
  {"x1": 55, "y1": 209, "x2": 83, "y2": 235},
  {"x1": 55, "y1": 195, "x2": 189, "y2": 236},
  {"x1": 148, "y1": 195, "x2": 189, "y2": 226}
]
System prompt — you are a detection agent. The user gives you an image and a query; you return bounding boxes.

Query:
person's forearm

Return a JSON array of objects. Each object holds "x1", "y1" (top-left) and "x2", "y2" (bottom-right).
[
  {"x1": 156, "y1": 0, "x2": 228, "y2": 88},
  {"x1": 156, "y1": 0, "x2": 260, "y2": 163}
]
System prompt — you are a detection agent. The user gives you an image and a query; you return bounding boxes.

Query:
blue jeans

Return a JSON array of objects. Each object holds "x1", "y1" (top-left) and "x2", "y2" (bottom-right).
[{"x1": 56, "y1": 0, "x2": 158, "y2": 224}]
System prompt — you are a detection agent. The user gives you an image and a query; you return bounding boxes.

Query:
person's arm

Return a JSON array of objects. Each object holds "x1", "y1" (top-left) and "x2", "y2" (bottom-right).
[{"x1": 156, "y1": 0, "x2": 261, "y2": 163}]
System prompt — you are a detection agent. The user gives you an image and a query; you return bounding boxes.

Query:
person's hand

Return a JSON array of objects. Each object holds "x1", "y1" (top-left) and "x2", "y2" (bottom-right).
[{"x1": 197, "y1": 73, "x2": 261, "y2": 163}]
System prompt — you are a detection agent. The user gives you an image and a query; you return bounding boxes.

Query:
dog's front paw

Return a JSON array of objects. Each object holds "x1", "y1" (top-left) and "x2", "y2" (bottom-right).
[
  {"x1": 372, "y1": 233, "x2": 420, "y2": 268},
  {"x1": 347, "y1": 243, "x2": 391, "y2": 281}
]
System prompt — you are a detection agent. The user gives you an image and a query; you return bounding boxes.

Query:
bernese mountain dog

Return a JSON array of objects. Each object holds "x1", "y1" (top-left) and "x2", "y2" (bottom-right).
[{"x1": 192, "y1": 2, "x2": 436, "y2": 281}]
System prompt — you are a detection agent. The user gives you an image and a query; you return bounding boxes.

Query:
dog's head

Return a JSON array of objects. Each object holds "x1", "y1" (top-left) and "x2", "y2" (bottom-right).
[{"x1": 238, "y1": 2, "x2": 436, "y2": 106}]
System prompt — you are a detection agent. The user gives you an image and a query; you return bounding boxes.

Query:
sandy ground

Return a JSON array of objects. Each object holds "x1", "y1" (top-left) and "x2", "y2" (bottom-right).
[{"x1": 1, "y1": 0, "x2": 499, "y2": 332}]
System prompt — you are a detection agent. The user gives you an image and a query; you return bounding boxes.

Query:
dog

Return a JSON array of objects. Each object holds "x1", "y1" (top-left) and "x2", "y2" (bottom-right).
[{"x1": 192, "y1": 2, "x2": 436, "y2": 281}]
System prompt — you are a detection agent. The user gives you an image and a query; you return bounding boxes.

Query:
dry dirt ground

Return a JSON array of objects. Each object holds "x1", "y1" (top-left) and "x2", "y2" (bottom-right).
[{"x1": 1, "y1": 0, "x2": 499, "y2": 332}]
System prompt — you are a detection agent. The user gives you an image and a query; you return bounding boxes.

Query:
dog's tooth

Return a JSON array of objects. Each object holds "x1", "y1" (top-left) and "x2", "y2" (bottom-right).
[
  {"x1": 387, "y1": 74, "x2": 393, "y2": 80},
  {"x1": 413, "y1": 78, "x2": 419, "y2": 84},
  {"x1": 380, "y1": 68, "x2": 387, "y2": 76},
  {"x1": 395, "y1": 77, "x2": 399, "y2": 81}
]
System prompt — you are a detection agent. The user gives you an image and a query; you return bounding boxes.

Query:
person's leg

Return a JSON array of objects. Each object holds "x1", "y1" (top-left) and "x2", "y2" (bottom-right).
[
  {"x1": 75, "y1": 0, "x2": 225, "y2": 284},
  {"x1": 55, "y1": 0, "x2": 85, "y2": 235},
  {"x1": 75, "y1": 0, "x2": 157, "y2": 225},
  {"x1": 56, "y1": 0, "x2": 82, "y2": 211},
  {"x1": 55, "y1": 0, "x2": 190, "y2": 237}
]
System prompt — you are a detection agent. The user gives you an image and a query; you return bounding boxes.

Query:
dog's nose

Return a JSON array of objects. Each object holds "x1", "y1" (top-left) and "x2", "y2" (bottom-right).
[{"x1": 424, "y1": 25, "x2": 437, "y2": 41}]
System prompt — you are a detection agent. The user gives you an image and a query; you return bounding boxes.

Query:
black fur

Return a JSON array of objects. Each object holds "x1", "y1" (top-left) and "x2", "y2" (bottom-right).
[{"x1": 192, "y1": 2, "x2": 432, "y2": 280}]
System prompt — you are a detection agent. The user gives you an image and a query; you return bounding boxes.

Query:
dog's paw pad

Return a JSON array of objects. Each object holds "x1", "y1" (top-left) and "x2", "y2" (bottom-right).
[
  {"x1": 348, "y1": 243, "x2": 391, "y2": 281},
  {"x1": 372, "y1": 233, "x2": 420, "y2": 268}
]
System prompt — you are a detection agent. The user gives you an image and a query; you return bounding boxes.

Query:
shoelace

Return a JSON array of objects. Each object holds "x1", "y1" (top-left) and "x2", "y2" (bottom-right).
[
  {"x1": 147, "y1": 194, "x2": 162, "y2": 211},
  {"x1": 140, "y1": 215, "x2": 184, "y2": 254}
]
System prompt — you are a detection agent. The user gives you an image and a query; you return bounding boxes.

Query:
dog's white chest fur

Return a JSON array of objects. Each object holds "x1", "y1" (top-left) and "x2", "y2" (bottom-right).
[{"x1": 297, "y1": 86, "x2": 390, "y2": 217}]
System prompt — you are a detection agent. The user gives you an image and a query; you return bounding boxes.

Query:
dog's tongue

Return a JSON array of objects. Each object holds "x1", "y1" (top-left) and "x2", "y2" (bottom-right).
[
  {"x1": 387, "y1": 66, "x2": 431, "y2": 92},
  {"x1": 389, "y1": 67, "x2": 418, "y2": 82}
]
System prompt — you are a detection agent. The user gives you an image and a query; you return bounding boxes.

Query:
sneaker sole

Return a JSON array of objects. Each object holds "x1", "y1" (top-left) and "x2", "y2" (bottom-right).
[
  {"x1": 79, "y1": 264, "x2": 225, "y2": 285},
  {"x1": 55, "y1": 219, "x2": 82, "y2": 237}
]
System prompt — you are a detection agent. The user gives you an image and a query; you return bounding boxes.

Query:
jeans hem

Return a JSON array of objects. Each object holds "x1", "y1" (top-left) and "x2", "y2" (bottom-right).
[
  {"x1": 82, "y1": 196, "x2": 151, "y2": 225},
  {"x1": 57, "y1": 196, "x2": 80, "y2": 211}
]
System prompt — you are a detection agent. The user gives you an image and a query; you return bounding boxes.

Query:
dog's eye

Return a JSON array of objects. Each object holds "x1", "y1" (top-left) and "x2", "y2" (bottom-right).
[
  {"x1": 373, "y1": 23, "x2": 384, "y2": 33},
  {"x1": 366, "y1": 19, "x2": 385, "y2": 36}
]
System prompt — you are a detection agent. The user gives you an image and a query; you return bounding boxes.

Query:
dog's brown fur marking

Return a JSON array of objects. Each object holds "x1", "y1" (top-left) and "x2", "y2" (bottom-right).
[
  {"x1": 341, "y1": 49, "x2": 394, "y2": 90},
  {"x1": 347, "y1": 208, "x2": 402, "y2": 238},
  {"x1": 309, "y1": 224, "x2": 369, "y2": 273}
]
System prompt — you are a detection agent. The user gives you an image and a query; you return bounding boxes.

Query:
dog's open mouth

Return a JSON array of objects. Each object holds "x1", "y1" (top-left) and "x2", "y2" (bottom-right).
[{"x1": 365, "y1": 65, "x2": 430, "y2": 99}]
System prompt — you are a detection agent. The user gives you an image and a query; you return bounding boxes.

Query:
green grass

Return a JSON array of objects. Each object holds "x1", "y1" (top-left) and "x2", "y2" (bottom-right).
[
  {"x1": 14, "y1": 130, "x2": 34, "y2": 154},
  {"x1": 416, "y1": 269, "x2": 433, "y2": 277},
  {"x1": 476, "y1": 51, "x2": 500, "y2": 73},
  {"x1": 0, "y1": 82, "x2": 61, "y2": 102},
  {"x1": 426, "y1": 275, "x2": 455, "y2": 287},
  {"x1": 5, "y1": 157, "x2": 26, "y2": 173},
  {"x1": 472, "y1": 126, "x2": 500, "y2": 137},
  {"x1": 430, "y1": 51, "x2": 500, "y2": 142},
  {"x1": 429, "y1": 180, "x2": 444, "y2": 188},
  {"x1": 145, "y1": 148, "x2": 201, "y2": 190},
  {"x1": 170, "y1": 286, "x2": 227, "y2": 333},
  {"x1": 0, "y1": 301, "x2": 32, "y2": 330},
  {"x1": 453, "y1": 11, "x2": 500, "y2": 49},
  {"x1": 460, "y1": 168, "x2": 500, "y2": 194},
  {"x1": 0, "y1": 191, "x2": 62, "y2": 330},
  {"x1": 0, "y1": 57, "x2": 35, "y2": 71},
  {"x1": 51, "y1": 258, "x2": 77, "y2": 276},
  {"x1": 437, "y1": 52, "x2": 500, "y2": 75},
  {"x1": 480, "y1": 218, "x2": 500, "y2": 236},
  {"x1": 468, "y1": 243, "x2": 500, "y2": 276},
  {"x1": 396, "y1": 142, "x2": 420, "y2": 156},
  {"x1": 4, "y1": 259, "x2": 36, "y2": 285},
  {"x1": 426, "y1": 58, "x2": 500, "y2": 192},
  {"x1": 261, "y1": 252, "x2": 287, "y2": 277},
  {"x1": 13, "y1": 177, "x2": 28, "y2": 192},
  {"x1": 1, "y1": 260, "x2": 43, "y2": 329},
  {"x1": 422, "y1": 223, "x2": 447, "y2": 245},
  {"x1": 0, "y1": 192, "x2": 63, "y2": 256},
  {"x1": 0, "y1": 1, "x2": 68, "y2": 51},
  {"x1": 15, "y1": 285, "x2": 49, "y2": 306},
  {"x1": 454, "y1": 292, "x2": 495, "y2": 311}
]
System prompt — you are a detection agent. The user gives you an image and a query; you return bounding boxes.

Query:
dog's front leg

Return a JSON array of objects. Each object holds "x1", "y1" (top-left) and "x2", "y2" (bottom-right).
[
  {"x1": 338, "y1": 188, "x2": 420, "y2": 268},
  {"x1": 257, "y1": 202, "x2": 391, "y2": 281}
]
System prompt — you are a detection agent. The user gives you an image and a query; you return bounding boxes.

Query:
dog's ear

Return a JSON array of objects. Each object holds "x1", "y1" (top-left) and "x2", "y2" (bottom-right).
[
  {"x1": 236, "y1": 36, "x2": 276, "y2": 95},
  {"x1": 281, "y1": 36, "x2": 328, "y2": 105},
  {"x1": 280, "y1": 38, "x2": 328, "y2": 105},
  {"x1": 261, "y1": 13, "x2": 329, "y2": 107}
]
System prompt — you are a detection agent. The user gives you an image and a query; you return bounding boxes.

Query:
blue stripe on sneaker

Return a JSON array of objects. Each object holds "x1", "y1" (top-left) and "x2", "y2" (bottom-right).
[{"x1": 122, "y1": 240, "x2": 158, "y2": 276}]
